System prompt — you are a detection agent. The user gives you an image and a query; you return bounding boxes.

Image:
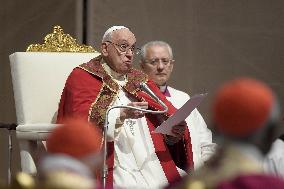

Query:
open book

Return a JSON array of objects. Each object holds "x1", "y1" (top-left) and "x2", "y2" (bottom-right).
[{"x1": 153, "y1": 93, "x2": 207, "y2": 136}]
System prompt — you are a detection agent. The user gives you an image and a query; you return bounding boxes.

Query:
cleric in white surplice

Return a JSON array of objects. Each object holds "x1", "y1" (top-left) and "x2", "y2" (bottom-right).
[{"x1": 140, "y1": 41, "x2": 216, "y2": 169}]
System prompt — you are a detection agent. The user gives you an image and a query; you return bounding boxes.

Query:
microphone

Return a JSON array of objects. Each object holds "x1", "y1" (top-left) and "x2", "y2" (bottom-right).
[
  {"x1": 140, "y1": 82, "x2": 168, "y2": 112},
  {"x1": 140, "y1": 82, "x2": 160, "y2": 102}
]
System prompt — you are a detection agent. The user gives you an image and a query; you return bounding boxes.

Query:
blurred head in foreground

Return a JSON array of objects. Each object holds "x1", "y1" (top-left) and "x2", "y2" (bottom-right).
[
  {"x1": 166, "y1": 78, "x2": 283, "y2": 189},
  {"x1": 212, "y1": 77, "x2": 280, "y2": 154},
  {"x1": 39, "y1": 118, "x2": 102, "y2": 189}
]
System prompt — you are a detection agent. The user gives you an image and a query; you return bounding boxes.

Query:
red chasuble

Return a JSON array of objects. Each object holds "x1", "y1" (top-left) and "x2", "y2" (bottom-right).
[{"x1": 57, "y1": 56, "x2": 193, "y2": 188}]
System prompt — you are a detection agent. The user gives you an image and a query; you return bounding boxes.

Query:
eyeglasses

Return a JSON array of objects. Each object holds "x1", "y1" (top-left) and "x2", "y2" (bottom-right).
[
  {"x1": 143, "y1": 58, "x2": 174, "y2": 66},
  {"x1": 106, "y1": 41, "x2": 141, "y2": 55}
]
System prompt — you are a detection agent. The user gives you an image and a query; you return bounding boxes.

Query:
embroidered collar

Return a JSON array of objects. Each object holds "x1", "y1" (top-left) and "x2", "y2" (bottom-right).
[{"x1": 78, "y1": 56, "x2": 148, "y2": 94}]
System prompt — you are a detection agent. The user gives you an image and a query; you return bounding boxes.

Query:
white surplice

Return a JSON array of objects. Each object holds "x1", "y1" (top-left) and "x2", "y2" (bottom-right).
[
  {"x1": 103, "y1": 64, "x2": 185, "y2": 189},
  {"x1": 162, "y1": 86, "x2": 216, "y2": 169}
]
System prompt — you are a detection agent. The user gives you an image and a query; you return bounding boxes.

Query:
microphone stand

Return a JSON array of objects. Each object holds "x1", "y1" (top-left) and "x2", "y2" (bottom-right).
[
  {"x1": 102, "y1": 101, "x2": 168, "y2": 188},
  {"x1": 0, "y1": 123, "x2": 17, "y2": 185}
]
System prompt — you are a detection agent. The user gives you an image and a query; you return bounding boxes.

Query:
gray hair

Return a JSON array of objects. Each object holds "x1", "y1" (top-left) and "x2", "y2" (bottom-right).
[
  {"x1": 102, "y1": 26, "x2": 129, "y2": 43},
  {"x1": 140, "y1": 41, "x2": 173, "y2": 61}
]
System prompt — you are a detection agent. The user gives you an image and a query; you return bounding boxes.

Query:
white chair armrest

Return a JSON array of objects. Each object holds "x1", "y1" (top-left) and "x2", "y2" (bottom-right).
[{"x1": 16, "y1": 124, "x2": 60, "y2": 140}]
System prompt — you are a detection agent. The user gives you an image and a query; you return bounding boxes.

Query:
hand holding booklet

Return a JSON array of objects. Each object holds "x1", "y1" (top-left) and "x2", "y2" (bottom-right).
[{"x1": 153, "y1": 93, "x2": 207, "y2": 136}]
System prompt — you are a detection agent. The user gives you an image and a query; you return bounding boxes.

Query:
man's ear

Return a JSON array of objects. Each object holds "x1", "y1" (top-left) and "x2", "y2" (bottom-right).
[{"x1": 101, "y1": 43, "x2": 108, "y2": 56}]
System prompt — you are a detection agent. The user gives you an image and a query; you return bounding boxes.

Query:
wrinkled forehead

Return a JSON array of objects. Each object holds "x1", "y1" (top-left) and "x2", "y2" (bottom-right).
[{"x1": 112, "y1": 28, "x2": 136, "y2": 44}]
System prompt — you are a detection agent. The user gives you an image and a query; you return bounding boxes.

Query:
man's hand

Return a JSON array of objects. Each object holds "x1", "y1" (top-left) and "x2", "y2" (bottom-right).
[
  {"x1": 164, "y1": 121, "x2": 186, "y2": 145},
  {"x1": 120, "y1": 102, "x2": 148, "y2": 121},
  {"x1": 171, "y1": 120, "x2": 187, "y2": 139}
]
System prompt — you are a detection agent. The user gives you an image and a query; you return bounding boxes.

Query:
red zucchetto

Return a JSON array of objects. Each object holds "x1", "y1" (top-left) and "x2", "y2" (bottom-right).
[
  {"x1": 47, "y1": 118, "x2": 102, "y2": 158},
  {"x1": 212, "y1": 78, "x2": 275, "y2": 138}
]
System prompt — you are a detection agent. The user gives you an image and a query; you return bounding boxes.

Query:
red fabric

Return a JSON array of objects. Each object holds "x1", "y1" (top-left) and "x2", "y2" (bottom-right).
[
  {"x1": 57, "y1": 68, "x2": 103, "y2": 123},
  {"x1": 57, "y1": 59, "x2": 193, "y2": 187},
  {"x1": 142, "y1": 80, "x2": 194, "y2": 171},
  {"x1": 106, "y1": 142, "x2": 114, "y2": 188},
  {"x1": 145, "y1": 115, "x2": 183, "y2": 183}
]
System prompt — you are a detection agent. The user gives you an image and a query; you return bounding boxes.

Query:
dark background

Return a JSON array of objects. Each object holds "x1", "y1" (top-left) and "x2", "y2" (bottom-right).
[{"x1": 1, "y1": 0, "x2": 284, "y2": 184}]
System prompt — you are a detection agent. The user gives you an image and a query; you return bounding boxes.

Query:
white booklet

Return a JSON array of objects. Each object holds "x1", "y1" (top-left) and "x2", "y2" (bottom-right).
[{"x1": 153, "y1": 93, "x2": 207, "y2": 136}]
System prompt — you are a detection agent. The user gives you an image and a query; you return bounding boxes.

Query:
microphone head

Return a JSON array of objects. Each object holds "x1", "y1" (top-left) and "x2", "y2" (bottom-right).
[{"x1": 140, "y1": 82, "x2": 147, "y2": 90}]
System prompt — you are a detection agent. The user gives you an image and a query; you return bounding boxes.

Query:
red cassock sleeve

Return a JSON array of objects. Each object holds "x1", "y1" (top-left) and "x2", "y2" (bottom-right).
[{"x1": 57, "y1": 68, "x2": 102, "y2": 123}]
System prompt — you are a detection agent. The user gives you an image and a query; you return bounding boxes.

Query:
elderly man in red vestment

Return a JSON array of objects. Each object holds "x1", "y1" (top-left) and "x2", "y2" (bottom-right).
[{"x1": 56, "y1": 26, "x2": 193, "y2": 189}]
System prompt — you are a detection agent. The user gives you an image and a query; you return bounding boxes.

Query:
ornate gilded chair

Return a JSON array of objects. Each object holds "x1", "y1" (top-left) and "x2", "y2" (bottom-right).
[{"x1": 9, "y1": 26, "x2": 100, "y2": 174}]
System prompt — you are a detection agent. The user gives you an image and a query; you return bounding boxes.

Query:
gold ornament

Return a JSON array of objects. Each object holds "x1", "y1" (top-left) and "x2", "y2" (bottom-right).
[{"x1": 26, "y1": 26, "x2": 96, "y2": 53}]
